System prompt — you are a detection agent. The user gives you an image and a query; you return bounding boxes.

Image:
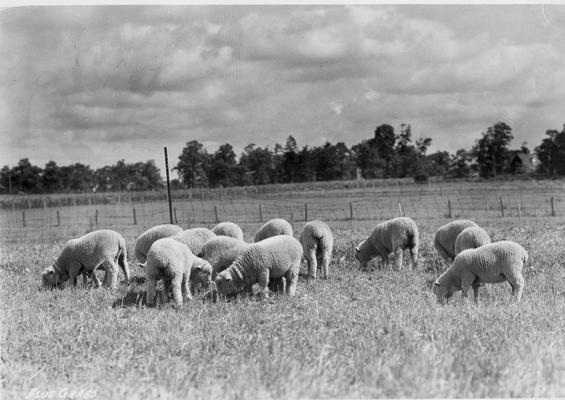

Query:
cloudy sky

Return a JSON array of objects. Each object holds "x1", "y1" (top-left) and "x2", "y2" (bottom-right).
[{"x1": 1, "y1": 4, "x2": 565, "y2": 175}]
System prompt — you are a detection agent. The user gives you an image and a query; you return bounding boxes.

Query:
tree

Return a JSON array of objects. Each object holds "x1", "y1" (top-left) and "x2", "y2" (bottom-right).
[
  {"x1": 209, "y1": 143, "x2": 238, "y2": 187},
  {"x1": 449, "y1": 149, "x2": 473, "y2": 178},
  {"x1": 61, "y1": 163, "x2": 95, "y2": 192},
  {"x1": 311, "y1": 142, "x2": 353, "y2": 181},
  {"x1": 239, "y1": 144, "x2": 274, "y2": 186},
  {"x1": 279, "y1": 135, "x2": 301, "y2": 183},
  {"x1": 426, "y1": 151, "x2": 451, "y2": 177},
  {"x1": 535, "y1": 125, "x2": 565, "y2": 176},
  {"x1": 42, "y1": 161, "x2": 64, "y2": 193},
  {"x1": 174, "y1": 140, "x2": 211, "y2": 188},
  {"x1": 472, "y1": 122, "x2": 514, "y2": 178},
  {"x1": 11, "y1": 158, "x2": 43, "y2": 193},
  {"x1": 352, "y1": 140, "x2": 386, "y2": 179}
]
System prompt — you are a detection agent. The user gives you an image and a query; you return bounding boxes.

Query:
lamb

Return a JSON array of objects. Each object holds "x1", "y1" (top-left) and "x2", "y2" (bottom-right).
[
  {"x1": 355, "y1": 217, "x2": 419, "y2": 270},
  {"x1": 300, "y1": 220, "x2": 334, "y2": 279},
  {"x1": 42, "y1": 229, "x2": 130, "y2": 289},
  {"x1": 171, "y1": 227, "x2": 216, "y2": 256},
  {"x1": 434, "y1": 219, "x2": 478, "y2": 263},
  {"x1": 198, "y1": 236, "x2": 251, "y2": 279},
  {"x1": 454, "y1": 226, "x2": 491, "y2": 255},
  {"x1": 211, "y1": 222, "x2": 244, "y2": 241},
  {"x1": 254, "y1": 218, "x2": 293, "y2": 242},
  {"x1": 145, "y1": 237, "x2": 213, "y2": 307},
  {"x1": 432, "y1": 240, "x2": 528, "y2": 304},
  {"x1": 134, "y1": 224, "x2": 183, "y2": 265},
  {"x1": 215, "y1": 235, "x2": 302, "y2": 299}
]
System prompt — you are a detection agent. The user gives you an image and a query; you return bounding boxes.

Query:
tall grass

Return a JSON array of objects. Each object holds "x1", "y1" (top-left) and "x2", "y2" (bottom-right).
[{"x1": 1, "y1": 221, "x2": 564, "y2": 399}]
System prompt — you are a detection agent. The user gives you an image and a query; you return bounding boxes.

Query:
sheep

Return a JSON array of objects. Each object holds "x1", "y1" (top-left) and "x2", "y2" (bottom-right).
[
  {"x1": 134, "y1": 224, "x2": 183, "y2": 265},
  {"x1": 300, "y1": 220, "x2": 334, "y2": 279},
  {"x1": 171, "y1": 227, "x2": 216, "y2": 256},
  {"x1": 434, "y1": 220, "x2": 478, "y2": 263},
  {"x1": 42, "y1": 229, "x2": 130, "y2": 289},
  {"x1": 211, "y1": 222, "x2": 244, "y2": 241},
  {"x1": 198, "y1": 236, "x2": 251, "y2": 279},
  {"x1": 254, "y1": 218, "x2": 293, "y2": 242},
  {"x1": 454, "y1": 226, "x2": 491, "y2": 255},
  {"x1": 145, "y1": 237, "x2": 213, "y2": 307},
  {"x1": 215, "y1": 235, "x2": 302, "y2": 299},
  {"x1": 355, "y1": 217, "x2": 419, "y2": 271},
  {"x1": 432, "y1": 240, "x2": 528, "y2": 304}
]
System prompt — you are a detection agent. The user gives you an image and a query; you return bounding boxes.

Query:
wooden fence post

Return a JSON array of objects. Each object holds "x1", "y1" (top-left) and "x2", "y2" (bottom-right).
[
  {"x1": 95, "y1": 209, "x2": 98, "y2": 226},
  {"x1": 259, "y1": 204, "x2": 263, "y2": 222},
  {"x1": 304, "y1": 203, "x2": 308, "y2": 222},
  {"x1": 349, "y1": 202, "x2": 353, "y2": 220},
  {"x1": 214, "y1": 205, "x2": 219, "y2": 223},
  {"x1": 551, "y1": 197, "x2": 555, "y2": 217},
  {"x1": 132, "y1": 207, "x2": 137, "y2": 225},
  {"x1": 56, "y1": 209, "x2": 60, "y2": 227},
  {"x1": 447, "y1": 199, "x2": 452, "y2": 219},
  {"x1": 499, "y1": 197, "x2": 504, "y2": 217},
  {"x1": 22, "y1": 211, "x2": 25, "y2": 228}
]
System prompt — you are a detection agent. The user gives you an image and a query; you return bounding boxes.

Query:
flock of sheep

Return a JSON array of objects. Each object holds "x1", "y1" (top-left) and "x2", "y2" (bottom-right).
[{"x1": 41, "y1": 216, "x2": 528, "y2": 306}]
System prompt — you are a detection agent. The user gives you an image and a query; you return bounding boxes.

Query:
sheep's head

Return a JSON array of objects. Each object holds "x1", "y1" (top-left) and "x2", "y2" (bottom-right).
[
  {"x1": 41, "y1": 266, "x2": 67, "y2": 289},
  {"x1": 191, "y1": 259, "x2": 212, "y2": 290},
  {"x1": 215, "y1": 268, "x2": 244, "y2": 295},
  {"x1": 432, "y1": 281, "x2": 454, "y2": 305}
]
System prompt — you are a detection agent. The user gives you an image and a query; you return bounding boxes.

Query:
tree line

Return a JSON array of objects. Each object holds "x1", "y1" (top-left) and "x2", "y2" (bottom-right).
[{"x1": 2, "y1": 122, "x2": 565, "y2": 194}]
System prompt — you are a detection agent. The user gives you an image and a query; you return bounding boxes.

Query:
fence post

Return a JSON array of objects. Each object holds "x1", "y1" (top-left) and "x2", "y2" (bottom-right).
[
  {"x1": 304, "y1": 203, "x2": 308, "y2": 222},
  {"x1": 517, "y1": 200, "x2": 521, "y2": 220},
  {"x1": 349, "y1": 202, "x2": 353, "y2": 220},
  {"x1": 132, "y1": 207, "x2": 137, "y2": 225},
  {"x1": 447, "y1": 199, "x2": 452, "y2": 219},
  {"x1": 22, "y1": 211, "x2": 25, "y2": 228},
  {"x1": 56, "y1": 209, "x2": 60, "y2": 227},
  {"x1": 398, "y1": 202, "x2": 403, "y2": 217},
  {"x1": 214, "y1": 205, "x2": 219, "y2": 223},
  {"x1": 258, "y1": 204, "x2": 263, "y2": 222},
  {"x1": 551, "y1": 197, "x2": 555, "y2": 217},
  {"x1": 95, "y1": 209, "x2": 98, "y2": 226},
  {"x1": 499, "y1": 197, "x2": 504, "y2": 217}
]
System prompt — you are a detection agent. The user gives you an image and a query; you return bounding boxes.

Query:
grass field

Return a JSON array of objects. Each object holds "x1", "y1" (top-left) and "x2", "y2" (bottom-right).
[{"x1": 1, "y1": 183, "x2": 565, "y2": 399}]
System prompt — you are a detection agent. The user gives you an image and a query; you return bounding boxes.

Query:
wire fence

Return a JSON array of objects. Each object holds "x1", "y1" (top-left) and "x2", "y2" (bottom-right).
[{"x1": 1, "y1": 179, "x2": 565, "y2": 246}]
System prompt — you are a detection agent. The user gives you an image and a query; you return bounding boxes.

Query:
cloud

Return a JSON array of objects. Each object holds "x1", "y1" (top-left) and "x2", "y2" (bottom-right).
[{"x1": 1, "y1": 5, "x2": 564, "y2": 172}]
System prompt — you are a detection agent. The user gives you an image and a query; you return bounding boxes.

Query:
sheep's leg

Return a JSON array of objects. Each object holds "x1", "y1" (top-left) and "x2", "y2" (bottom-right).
[
  {"x1": 146, "y1": 276, "x2": 157, "y2": 306},
  {"x1": 104, "y1": 261, "x2": 119, "y2": 289},
  {"x1": 321, "y1": 250, "x2": 330, "y2": 279},
  {"x1": 68, "y1": 262, "x2": 81, "y2": 287},
  {"x1": 171, "y1": 276, "x2": 184, "y2": 307},
  {"x1": 163, "y1": 279, "x2": 172, "y2": 301},
  {"x1": 410, "y1": 245, "x2": 419, "y2": 270},
  {"x1": 118, "y1": 249, "x2": 130, "y2": 284},
  {"x1": 257, "y1": 270, "x2": 270, "y2": 299},
  {"x1": 460, "y1": 272, "x2": 476, "y2": 302},
  {"x1": 306, "y1": 248, "x2": 317, "y2": 280},
  {"x1": 285, "y1": 266, "x2": 298, "y2": 297},
  {"x1": 507, "y1": 273, "x2": 525, "y2": 302},
  {"x1": 183, "y1": 271, "x2": 193, "y2": 301},
  {"x1": 393, "y1": 249, "x2": 404, "y2": 271},
  {"x1": 91, "y1": 271, "x2": 102, "y2": 288}
]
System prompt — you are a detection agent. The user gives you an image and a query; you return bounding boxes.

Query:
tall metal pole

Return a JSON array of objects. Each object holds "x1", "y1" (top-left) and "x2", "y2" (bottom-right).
[{"x1": 164, "y1": 147, "x2": 174, "y2": 224}]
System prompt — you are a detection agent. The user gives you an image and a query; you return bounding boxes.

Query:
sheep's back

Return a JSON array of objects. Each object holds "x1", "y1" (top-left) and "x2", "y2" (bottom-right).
[
  {"x1": 146, "y1": 238, "x2": 192, "y2": 277},
  {"x1": 135, "y1": 224, "x2": 183, "y2": 262},
  {"x1": 236, "y1": 235, "x2": 302, "y2": 278},
  {"x1": 254, "y1": 218, "x2": 293, "y2": 242},
  {"x1": 435, "y1": 220, "x2": 478, "y2": 256}
]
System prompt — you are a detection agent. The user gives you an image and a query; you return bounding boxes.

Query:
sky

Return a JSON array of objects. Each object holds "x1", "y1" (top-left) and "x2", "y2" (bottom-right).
[{"x1": 1, "y1": 4, "x2": 565, "y2": 176}]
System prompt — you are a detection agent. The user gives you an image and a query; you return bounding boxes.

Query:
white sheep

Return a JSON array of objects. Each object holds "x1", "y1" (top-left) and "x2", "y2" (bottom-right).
[
  {"x1": 215, "y1": 235, "x2": 302, "y2": 299},
  {"x1": 300, "y1": 220, "x2": 334, "y2": 279},
  {"x1": 434, "y1": 219, "x2": 478, "y2": 262},
  {"x1": 355, "y1": 217, "x2": 419, "y2": 270},
  {"x1": 171, "y1": 227, "x2": 216, "y2": 256},
  {"x1": 254, "y1": 218, "x2": 293, "y2": 242},
  {"x1": 198, "y1": 236, "x2": 251, "y2": 279},
  {"x1": 211, "y1": 222, "x2": 244, "y2": 241},
  {"x1": 134, "y1": 224, "x2": 183, "y2": 265},
  {"x1": 42, "y1": 229, "x2": 130, "y2": 289},
  {"x1": 433, "y1": 240, "x2": 528, "y2": 304},
  {"x1": 454, "y1": 226, "x2": 491, "y2": 255},
  {"x1": 145, "y1": 237, "x2": 212, "y2": 307}
]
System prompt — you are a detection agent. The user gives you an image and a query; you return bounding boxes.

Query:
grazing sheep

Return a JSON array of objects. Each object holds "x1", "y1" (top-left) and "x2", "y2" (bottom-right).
[
  {"x1": 434, "y1": 220, "x2": 478, "y2": 263},
  {"x1": 254, "y1": 218, "x2": 293, "y2": 242},
  {"x1": 355, "y1": 217, "x2": 419, "y2": 271},
  {"x1": 300, "y1": 220, "x2": 334, "y2": 279},
  {"x1": 199, "y1": 236, "x2": 251, "y2": 279},
  {"x1": 145, "y1": 238, "x2": 212, "y2": 307},
  {"x1": 42, "y1": 229, "x2": 130, "y2": 289},
  {"x1": 211, "y1": 222, "x2": 244, "y2": 241},
  {"x1": 171, "y1": 227, "x2": 216, "y2": 256},
  {"x1": 433, "y1": 240, "x2": 528, "y2": 304},
  {"x1": 454, "y1": 226, "x2": 491, "y2": 255},
  {"x1": 134, "y1": 224, "x2": 183, "y2": 265},
  {"x1": 215, "y1": 235, "x2": 302, "y2": 299}
]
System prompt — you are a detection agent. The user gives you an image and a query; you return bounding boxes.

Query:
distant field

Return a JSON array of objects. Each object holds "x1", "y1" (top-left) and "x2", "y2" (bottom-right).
[{"x1": 1, "y1": 181, "x2": 565, "y2": 398}]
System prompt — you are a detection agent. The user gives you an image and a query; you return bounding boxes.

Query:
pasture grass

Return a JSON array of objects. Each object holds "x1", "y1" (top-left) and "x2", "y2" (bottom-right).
[{"x1": 1, "y1": 221, "x2": 565, "y2": 399}]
